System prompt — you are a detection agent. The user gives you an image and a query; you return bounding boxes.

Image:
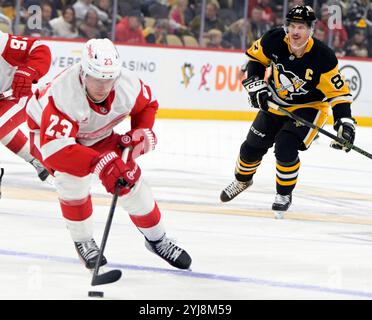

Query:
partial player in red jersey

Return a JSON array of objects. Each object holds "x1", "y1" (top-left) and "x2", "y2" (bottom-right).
[
  {"x1": 26, "y1": 38, "x2": 192, "y2": 270},
  {"x1": 0, "y1": 31, "x2": 50, "y2": 181}
]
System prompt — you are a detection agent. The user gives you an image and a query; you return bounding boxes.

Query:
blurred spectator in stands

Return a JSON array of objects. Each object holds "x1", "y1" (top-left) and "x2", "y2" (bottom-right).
[
  {"x1": 242, "y1": 0, "x2": 281, "y2": 19},
  {"x1": 218, "y1": 0, "x2": 231, "y2": 9},
  {"x1": 78, "y1": 8, "x2": 107, "y2": 39},
  {"x1": 73, "y1": 0, "x2": 109, "y2": 25},
  {"x1": 313, "y1": 26, "x2": 327, "y2": 43},
  {"x1": 169, "y1": 0, "x2": 190, "y2": 35},
  {"x1": 315, "y1": 5, "x2": 331, "y2": 35},
  {"x1": 0, "y1": 9, "x2": 13, "y2": 33},
  {"x1": 206, "y1": 28, "x2": 223, "y2": 48},
  {"x1": 224, "y1": 5, "x2": 269, "y2": 48},
  {"x1": 96, "y1": 0, "x2": 113, "y2": 29},
  {"x1": 232, "y1": 0, "x2": 246, "y2": 18},
  {"x1": 260, "y1": 0, "x2": 274, "y2": 24},
  {"x1": 249, "y1": 6, "x2": 270, "y2": 42},
  {"x1": 289, "y1": 0, "x2": 305, "y2": 8},
  {"x1": 315, "y1": 4, "x2": 348, "y2": 48},
  {"x1": 344, "y1": 0, "x2": 369, "y2": 34},
  {"x1": 23, "y1": 0, "x2": 63, "y2": 19},
  {"x1": 345, "y1": 26, "x2": 368, "y2": 57},
  {"x1": 49, "y1": 5, "x2": 79, "y2": 38},
  {"x1": 115, "y1": 9, "x2": 146, "y2": 43},
  {"x1": 333, "y1": 33, "x2": 346, "y2": 58},
  {"x1": 189, "y1": 0, "x2": 226, "y2": 39},
  {"x1": 272, "y1": 0, "x2": 284, "y2": 13},
  {"x1": 183, "y1": 0, "x2": 199, "y2": 24},
  {"x1": 143, "y1": 0, "x2": 170, "y2": 19},
  {"x1": 222, "y1": 18, "x2": 250, "y2": 49},
  {"x1": 271, "y1": 9, "x2": 284, "y2": 28},
  {"x1": 24, "y1": 1, "x2": 54, "y2": 36},
  {"x1": 0, "y1": 0, "x2": 17, "y2": 21},
  {"x1": 118, "y1": 0, "x2": 145, "y2": 18},
  {"x1": 144, "y1": 18, "x2": 169, "y2": 45}
]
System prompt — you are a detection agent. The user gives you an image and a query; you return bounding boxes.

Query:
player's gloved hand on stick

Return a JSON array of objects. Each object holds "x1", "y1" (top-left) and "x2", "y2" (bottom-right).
[
  {"x1": 118, "y1": 128, "x2": 157, "y2": 159},
  {"x1": 92, "y1": 151, "x2": 141, "y2": 196},
  {"x1": 12, "y1": 66, "x2": 38, "y2": 98},
  {"x1": 242, "y1": 76, "x2": 270, "y2": 111},
  {"x1": 330, "y1": 117, "x2": 356, "y2": 152}
]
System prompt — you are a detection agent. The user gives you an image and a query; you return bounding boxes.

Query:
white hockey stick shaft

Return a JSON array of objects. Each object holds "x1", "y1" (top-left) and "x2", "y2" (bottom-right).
[
  {"x1": 122, "y1": 147, "x2": 130, "y2": 163},
  {"x1": 0, "y1": 89, "x2": 13, "y2": 99}
]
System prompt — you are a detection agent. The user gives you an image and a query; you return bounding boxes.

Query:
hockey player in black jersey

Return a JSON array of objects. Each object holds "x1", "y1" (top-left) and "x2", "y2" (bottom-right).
[{"x1": 220, "y1": 5, "x2": 356, "y2": 216}]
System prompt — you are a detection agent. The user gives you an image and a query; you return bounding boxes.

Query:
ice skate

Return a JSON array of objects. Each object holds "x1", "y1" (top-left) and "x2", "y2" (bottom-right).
[
  {"x1": 74, "y1": 238, "x2": 107, "y2": 269},
  {"x1": 272, "y1": 193, "x2": 292, "y2": 219},
  {"x1": 220, "y1": 179, "x2": 253, "y2": 202},
  {"x1": 145, "y1": 235, "x2": 192, "y2": 270}
]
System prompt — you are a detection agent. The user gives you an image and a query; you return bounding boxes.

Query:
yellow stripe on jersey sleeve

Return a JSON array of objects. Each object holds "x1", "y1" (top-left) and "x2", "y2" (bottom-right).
[
  {"x1": 316, "y1": 64, "x2": 350, "y2": 100},
  {"x1": 246, "y1": 38, "x2": 271, "y2": 67}
]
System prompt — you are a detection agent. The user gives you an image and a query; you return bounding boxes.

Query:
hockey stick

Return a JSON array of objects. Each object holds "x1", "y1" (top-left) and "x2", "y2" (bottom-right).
[
  {"x1": 0, "y1": 90, "x2": 13, "y2": 100},
  {"x1": 91, "y1": 148, "x2": 130, "y2": 286},
  {"x1": 0, "y1": 168, "x2": 4, "y2": 199},
  {"x1": 267, "y1": 101, "x2": 372, "y2": 160}
]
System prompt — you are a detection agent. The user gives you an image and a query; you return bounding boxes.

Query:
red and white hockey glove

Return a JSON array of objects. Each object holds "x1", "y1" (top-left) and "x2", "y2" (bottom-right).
[
  {"x1": 12, "y1": 66, "x2": 37, "y2": 98},
  {"x1": 92, "y1": 151, "x2": 141, "y2": 196},
  {"x1": 119, "y1": 128, "x2": 157, "y2": 160}
]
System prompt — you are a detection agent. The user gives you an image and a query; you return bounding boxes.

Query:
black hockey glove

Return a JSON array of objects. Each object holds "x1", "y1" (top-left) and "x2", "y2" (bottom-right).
[
  {"x1": 242, "y1": 76, "x2": 270, "y2": 111},
  {"x1": 330, "y1": 117, "x2": 356, "y2": 152}
]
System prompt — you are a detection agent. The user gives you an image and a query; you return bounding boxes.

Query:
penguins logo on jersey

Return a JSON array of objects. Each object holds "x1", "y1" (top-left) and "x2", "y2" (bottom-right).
[{"x1": 272, "y1": 64, "x2": 308, "y2": 100}]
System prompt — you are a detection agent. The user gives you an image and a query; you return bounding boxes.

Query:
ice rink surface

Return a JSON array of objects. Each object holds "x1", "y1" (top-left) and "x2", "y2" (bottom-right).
[{"x1": 1, "y1": 119, "x2": 372, "y2": 300}]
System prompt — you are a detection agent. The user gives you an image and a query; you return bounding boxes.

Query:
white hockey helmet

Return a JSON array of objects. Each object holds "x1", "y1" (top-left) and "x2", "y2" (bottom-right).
[{"x1": 81, "y1": 38, "x2": 121, "y2": 80}]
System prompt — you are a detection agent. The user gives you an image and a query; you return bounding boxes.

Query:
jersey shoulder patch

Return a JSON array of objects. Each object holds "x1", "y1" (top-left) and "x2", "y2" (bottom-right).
[
  {"x1": 246, "y1": 28, "x2": 285, "y2": 67},
  {"x1": 260, "y1": 27, "x2": 286, "y2": 52}
]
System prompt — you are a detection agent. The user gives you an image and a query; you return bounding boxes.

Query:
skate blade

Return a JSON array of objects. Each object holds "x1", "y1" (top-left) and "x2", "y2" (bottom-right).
[{"x1": 274, "y1": 211, "x2": 285, "y2": 219}]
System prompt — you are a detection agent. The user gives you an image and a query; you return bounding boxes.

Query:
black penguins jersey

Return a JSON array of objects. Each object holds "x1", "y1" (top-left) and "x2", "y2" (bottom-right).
[{"x1": 246, "y1": 27, "x2": 352, "y2": 120}]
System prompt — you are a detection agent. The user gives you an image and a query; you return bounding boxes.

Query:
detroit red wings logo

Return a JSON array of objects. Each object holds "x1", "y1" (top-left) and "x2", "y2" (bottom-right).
[
  {"x1": 121, "y1": 135, "x2": 132, "y2": 144},
  {"x1": 126, "y1": 164, "x2": 139, "y2": 181}
]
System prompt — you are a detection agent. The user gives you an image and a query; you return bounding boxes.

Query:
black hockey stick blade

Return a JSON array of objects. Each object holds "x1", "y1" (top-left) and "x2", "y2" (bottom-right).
[
  {"x1": 91, "y1": 181, "x2": 126, "y2": 286},
  {"x1": 90, "y1": 150, "x2": 130, "y2": 287},
  {"x1": 91, "y1": 269, "x2": 122, "y2": 286}
]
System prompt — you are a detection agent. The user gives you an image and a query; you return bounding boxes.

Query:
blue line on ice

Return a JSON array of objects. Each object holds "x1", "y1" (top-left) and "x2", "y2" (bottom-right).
[{"x1": 0, "y1": 248, "x2": 371, "y2": 299}]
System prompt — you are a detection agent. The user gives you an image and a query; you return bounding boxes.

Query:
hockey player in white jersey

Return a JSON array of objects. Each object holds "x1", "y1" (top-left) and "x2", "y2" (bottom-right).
[
  {"x1": 0, "y1": 31, "x2": 50, "y2": 181},
  {"x1": 26, "y1": 38, "x2": 192, "y2": 270}
]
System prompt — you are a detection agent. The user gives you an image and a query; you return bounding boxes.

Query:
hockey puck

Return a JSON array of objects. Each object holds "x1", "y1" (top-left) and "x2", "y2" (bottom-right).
[{"x1": 88, "y1": 291, "x2": 104, "y2": 298}]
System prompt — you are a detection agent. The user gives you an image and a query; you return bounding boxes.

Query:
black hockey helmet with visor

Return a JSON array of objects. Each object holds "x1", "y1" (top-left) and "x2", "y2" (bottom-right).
[{"x1": 286, "y1": 5, "x2": 316, "y2": 28}]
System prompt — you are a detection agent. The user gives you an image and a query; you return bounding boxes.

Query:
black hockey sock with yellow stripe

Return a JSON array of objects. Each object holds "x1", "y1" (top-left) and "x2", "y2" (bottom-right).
[
  {"x1": 276, "y1": 158, "x2": 300, "y2": 195},
  {"x1": 235, "y1": 156, "x2": 261, "y2": 182}
]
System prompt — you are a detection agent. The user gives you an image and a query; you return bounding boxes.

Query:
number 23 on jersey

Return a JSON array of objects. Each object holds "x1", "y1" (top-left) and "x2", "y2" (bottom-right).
[{"x1": 45, "y1": 114, "x2": 73, "y2": 138}]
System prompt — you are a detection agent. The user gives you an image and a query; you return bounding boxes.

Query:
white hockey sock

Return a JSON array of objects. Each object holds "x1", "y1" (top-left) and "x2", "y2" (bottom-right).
[
  {"x1": 65, "y1": 215, "x2": 94, "y2": 242},
  {"x1": 138, "y1": 220, "x2": 166, "y2": 242}
]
